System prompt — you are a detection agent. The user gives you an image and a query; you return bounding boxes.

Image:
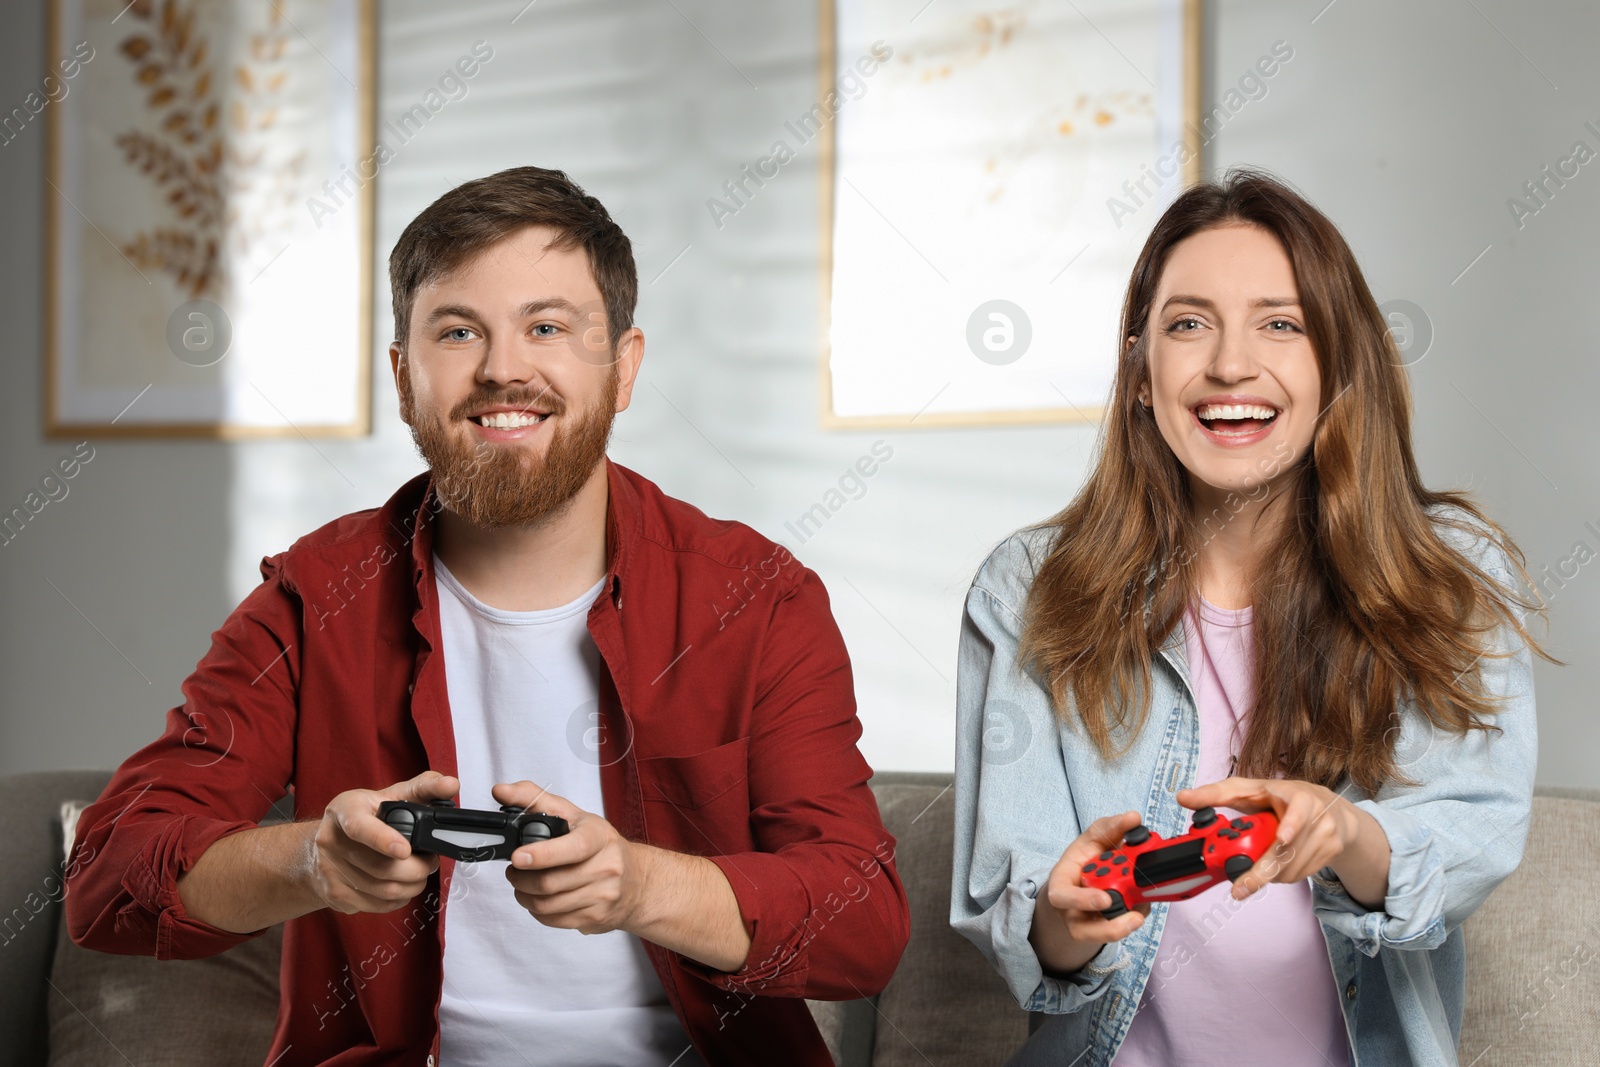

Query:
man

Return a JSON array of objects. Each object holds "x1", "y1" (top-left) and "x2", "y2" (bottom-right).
[{"x1": 65, "y1": 166, "x2": 909, "y2": 1066}]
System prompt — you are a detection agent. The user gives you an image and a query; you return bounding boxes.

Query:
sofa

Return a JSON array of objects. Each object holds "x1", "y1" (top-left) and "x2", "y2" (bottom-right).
[{"x1": 3, "y1": 768, "x2": 1596, "y2": 1066}]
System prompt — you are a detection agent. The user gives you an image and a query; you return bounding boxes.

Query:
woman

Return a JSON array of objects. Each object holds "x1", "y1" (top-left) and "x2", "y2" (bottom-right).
[{"x1": 951, "y1": 168, "x2": 1549, "y2": 1067}]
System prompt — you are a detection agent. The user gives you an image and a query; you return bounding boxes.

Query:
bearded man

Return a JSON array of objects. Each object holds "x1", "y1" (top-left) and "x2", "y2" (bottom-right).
[{"x1": 65, "y1": 166, "x2": 909, "y2": 1067}]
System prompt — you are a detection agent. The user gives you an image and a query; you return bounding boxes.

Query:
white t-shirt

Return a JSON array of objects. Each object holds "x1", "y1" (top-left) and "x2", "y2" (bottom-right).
[{"x1": 433, "y1": 553, "x2": 702, "y2": 1067}]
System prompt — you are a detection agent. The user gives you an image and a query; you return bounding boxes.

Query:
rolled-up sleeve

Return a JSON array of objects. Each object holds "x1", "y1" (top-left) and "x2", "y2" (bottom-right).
[
  {"x1": 682, "y1": 568, "x2": 910, "y2": 1000},
  {"x1": 951, "y1": 555, "x2": 1120, "y2": 1014},
  {"x1": 1313, "y1": 528, "x2": 1537, "y2": 955},
  {"x1": 63, "y1": 553, "x2": 301, "y2": 960}
]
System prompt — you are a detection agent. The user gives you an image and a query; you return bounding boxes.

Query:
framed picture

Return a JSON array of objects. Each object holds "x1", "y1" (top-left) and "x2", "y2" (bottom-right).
[
  {"x1": 44, "y1": 0, "x2": 376, "y2": 439},
  {"x1": 819, "y1": 0, "x2": 1203, "y2": 428}
]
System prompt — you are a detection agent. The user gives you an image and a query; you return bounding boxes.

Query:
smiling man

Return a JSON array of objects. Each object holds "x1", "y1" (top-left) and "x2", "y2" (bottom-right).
[{"x1": 65, "y1": 166, "x2": 909, "y2": 1066}]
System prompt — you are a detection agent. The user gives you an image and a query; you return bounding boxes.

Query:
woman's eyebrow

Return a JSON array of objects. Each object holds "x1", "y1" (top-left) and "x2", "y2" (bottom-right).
[{"x1": 1160, "y1": 294, "x2": 1301, "y2": 312}]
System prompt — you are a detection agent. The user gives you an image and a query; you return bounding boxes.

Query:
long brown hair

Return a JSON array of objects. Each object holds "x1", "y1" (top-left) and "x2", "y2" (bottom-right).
[{"x1": 1019, "y1": 167, "x2": 1552, "y2": 794}]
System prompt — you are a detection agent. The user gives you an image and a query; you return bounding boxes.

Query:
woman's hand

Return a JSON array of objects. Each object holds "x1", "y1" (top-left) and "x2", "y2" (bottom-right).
[
  {"x1": 1030, "y1": 811, "x2": 1153, "y2": 976},
  {"x1": 1177, "y1": 777, "x2": 1391, "y2": 908}
]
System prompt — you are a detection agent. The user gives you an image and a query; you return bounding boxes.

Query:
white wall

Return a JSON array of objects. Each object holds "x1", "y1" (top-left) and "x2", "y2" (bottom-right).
[{"x1": 2, "y1": 0, "x2": 1593, "y2": 788}]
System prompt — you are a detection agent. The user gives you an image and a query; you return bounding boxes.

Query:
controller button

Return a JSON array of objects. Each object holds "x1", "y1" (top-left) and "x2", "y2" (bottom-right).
[
  {"x1": 1236, "y1": 820, "x2": 1252, "y2": 830},
  {"x1": 1102, "y1": 889, "x2": 1128, "y2": 919},
  {"x1": 1124, "y1": 825, "x2": 1151, "y2": 846},
  {"x1": 1113, "y1": 854, "x2": 1127, "y2": 864},
  {"x1": 1082, "y1": 862, "x2": 1097, "y2": 874},
  {"x1": 1190, "y1": 806, "x2": 1217, "y2": 829},
  {"x1": 499, "y1": 804, "x2": 523, "y2": 814},
  {"x1": 430, "y1": 799, "x2": 456, "y2": 808},
  {"x1": 1099, "y1": 851, "x2": 1113, "y2": 861},
  {"x1": 1207, "y1": 844, "x2": 1215, "y2": 853},
  {"x1": 1095, "y1": 866, "x2": 1111, "y2": 877},
  {"x1": 1224, "y1": 855, "x2": 1253, "y2": 881},
  {"x1": 1121, "y1": 867, "x2": 1130, "y2": 876}
]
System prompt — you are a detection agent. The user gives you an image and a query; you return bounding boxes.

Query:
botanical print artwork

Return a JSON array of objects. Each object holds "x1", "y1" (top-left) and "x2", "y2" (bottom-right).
[
  {"x1": 115, "y1": 0, "x2": 224, "y2": 298},
  {"x1": 114, "y1": 0, "x2": 307, "y2": 300},
  {"x1": 824, "y1": 0, "x2": 1198, "y2": 426},
  {"x1": 48, "y1": 0, "x2": 370, "y2": 436}
]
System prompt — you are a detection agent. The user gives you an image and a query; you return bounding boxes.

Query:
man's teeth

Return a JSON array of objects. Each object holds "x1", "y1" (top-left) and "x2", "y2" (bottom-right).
[
  {"x1": 1195, "y1": 403, "x2": 1278, "y2": 421},
  {"x1": 477, "y1": 411, "x2": 547, "y2": 429}
]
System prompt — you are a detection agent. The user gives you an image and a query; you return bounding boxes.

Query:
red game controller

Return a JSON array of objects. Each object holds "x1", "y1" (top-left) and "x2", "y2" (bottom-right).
[{"x1": 1080, "y1": 807, "x2": 1280, "y2": 919}]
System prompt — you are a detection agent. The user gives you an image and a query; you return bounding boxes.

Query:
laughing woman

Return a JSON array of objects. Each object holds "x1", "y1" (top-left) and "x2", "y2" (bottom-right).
[{"x1": 951, "y1": 169, "x2": 1551, "y2": 1067}]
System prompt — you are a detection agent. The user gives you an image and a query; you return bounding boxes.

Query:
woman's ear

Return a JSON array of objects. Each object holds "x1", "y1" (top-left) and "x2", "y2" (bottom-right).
[{"x1": 1125, "y1": 335, "x2": 1152, "y2": 408}]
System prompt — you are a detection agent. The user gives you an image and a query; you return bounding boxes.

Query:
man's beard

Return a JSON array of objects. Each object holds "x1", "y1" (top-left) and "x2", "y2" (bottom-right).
[{"x1": 397, "y1": 366, "x2": 618, "y2": 529}]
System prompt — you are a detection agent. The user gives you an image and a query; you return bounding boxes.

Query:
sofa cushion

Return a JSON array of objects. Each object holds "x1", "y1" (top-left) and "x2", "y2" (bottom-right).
[
  {"x1": 47, "y1": 800, "x2": 283, "y2": 1067},
  {"x1": 1458, "y1": 792, "x2": 1600, "y2": 1066},
  {"x1": 0, "y1": 770, "x2": 118, "y2": 1066},
  {"x1": 870, "y1": 779, "x2": 1030, "y2": 1066}
]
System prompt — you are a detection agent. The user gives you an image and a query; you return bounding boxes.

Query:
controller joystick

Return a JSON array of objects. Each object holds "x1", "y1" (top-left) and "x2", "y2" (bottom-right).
[{"x1": 1190, "y1": 806, "x2": 1217, "y2": 829}]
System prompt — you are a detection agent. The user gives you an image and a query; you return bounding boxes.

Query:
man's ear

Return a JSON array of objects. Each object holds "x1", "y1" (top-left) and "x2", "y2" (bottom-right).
[
  {"x1": 389, "y1": 341, "x2": 412, "y2": 424},
  {"x1": 611, "y1": 326, "x2": 645, "y2": 414}
]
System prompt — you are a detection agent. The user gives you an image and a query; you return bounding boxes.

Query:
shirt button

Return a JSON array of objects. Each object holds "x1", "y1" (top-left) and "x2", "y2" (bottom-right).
[
  {"x1": 427, "y1": 1057, "x2": 435, "y2": 1066},
  {"x1": 407, "y1": 683, "x2": 414, "y2": 694},
  {"x1": 1345, "y1": 981, "x2": 1357, "y2": 1000}
]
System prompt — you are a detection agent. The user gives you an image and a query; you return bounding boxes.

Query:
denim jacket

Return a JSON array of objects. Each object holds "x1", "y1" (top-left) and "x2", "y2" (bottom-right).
[{"x1": 951, "y1": 510, "x2": 1537, "y2": 1067}]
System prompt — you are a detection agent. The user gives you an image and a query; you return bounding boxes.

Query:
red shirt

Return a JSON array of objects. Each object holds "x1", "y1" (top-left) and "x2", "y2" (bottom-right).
[{"x1": 64, "y1": 461, "x2": 909, "y2": 1066}]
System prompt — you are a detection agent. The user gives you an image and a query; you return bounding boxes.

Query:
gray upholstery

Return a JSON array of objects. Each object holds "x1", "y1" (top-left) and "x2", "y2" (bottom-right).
[
  {"x1": 3, "y1": 768, "x2": 1595, "y2": 1066},
  {"x1": 0, "y1": 769, "x2": 115, "y2": 1066},
  {"x1": 867, "y1": 775, "x2": 1029, "y2": 1065},
  {"x1": 1457, "y1": 793, "x2": 1600, "y2": 1065},
  {"x1": 47, "y1": 908, "x2": 282, "y2": 1066}
]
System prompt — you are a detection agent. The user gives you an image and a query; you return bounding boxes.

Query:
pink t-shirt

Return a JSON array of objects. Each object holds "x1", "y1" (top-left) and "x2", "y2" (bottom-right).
[{"x1": 1113, "y1": 597, "x2": 1351, "y2": 1066}]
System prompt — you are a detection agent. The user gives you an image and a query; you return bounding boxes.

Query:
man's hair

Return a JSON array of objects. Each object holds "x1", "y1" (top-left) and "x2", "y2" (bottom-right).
[{"x1": 388, "y1": 166, "x2": 637, "y2": 351}]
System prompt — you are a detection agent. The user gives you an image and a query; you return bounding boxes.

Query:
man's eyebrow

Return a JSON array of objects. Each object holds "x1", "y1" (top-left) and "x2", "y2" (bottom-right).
[
  {"x1": 516, "y1": 298, "x2": 584, "y2": 318},
  {"x1": 1159, "y1": 294, "x2": 1301, "y2": 312},
  {"x1": 421, "y1": 303, "x2": 480, "y2": 328},
  {"x1": 420, "y1": 298, "x2": 585, "y2": 328}
]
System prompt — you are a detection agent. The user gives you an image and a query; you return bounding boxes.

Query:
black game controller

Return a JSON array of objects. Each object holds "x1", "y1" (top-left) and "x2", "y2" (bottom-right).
[{"x1": 378, "y1": 799, "x2": 569, "y2": 862}]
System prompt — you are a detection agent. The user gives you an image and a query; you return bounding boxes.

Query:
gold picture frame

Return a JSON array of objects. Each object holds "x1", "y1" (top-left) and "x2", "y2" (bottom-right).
[
  {"x1": 44, "y1": 0, "x2": 376, "y2": 439},
  {"x1": 818, "y1": 0, "x2": 1204, "y2": 429}
]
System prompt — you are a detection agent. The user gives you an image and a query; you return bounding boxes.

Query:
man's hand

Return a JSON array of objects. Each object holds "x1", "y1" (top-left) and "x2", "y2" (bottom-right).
[
  {"x1": 1177, "y1": 776, "x2": 1391, "y2": 908},
  {"x1": 494, "y1": 779, "x2": 752, "y2": 972},
  {"x1": 495, "y1": 780, "x2": 647, "y2": 934},
  {"x1": 303, "y1": 770, "x2": 457, "y2": 916}
]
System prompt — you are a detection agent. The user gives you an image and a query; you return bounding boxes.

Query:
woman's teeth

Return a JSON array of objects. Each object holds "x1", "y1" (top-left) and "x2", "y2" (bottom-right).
[
  {"x1": 1194, "y1": 403, "x2": 1278, "y2": 421},
  {"x1": 1193, "y1": 402, "x2": 1278, "y2": 437}
]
